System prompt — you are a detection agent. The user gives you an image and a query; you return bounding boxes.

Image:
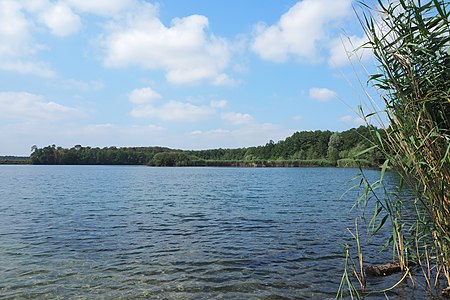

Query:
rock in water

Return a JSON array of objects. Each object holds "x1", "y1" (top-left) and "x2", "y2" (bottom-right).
[{"x1": 365, "y1": 261, "x2": 402, "y2": 277}]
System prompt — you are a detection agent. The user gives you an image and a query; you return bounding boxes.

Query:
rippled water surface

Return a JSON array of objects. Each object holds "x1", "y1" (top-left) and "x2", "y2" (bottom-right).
[{"x1": 0, "y1": 166, "x2": 424, "y2": 299}]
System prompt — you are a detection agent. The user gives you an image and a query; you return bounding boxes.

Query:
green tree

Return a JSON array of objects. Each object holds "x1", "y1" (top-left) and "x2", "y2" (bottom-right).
[{"x1": 327, "y1": 132, "x2": 342, "y2": 164}]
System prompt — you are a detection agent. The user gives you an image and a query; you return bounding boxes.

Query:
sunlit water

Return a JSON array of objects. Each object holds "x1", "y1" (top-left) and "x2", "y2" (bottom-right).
[{"x1": 0, "y1": 166, "x2": 432, "y2": 299}]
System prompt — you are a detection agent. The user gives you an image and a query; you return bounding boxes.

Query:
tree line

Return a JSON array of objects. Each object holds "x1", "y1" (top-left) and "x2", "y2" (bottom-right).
[
  {"x1": 30, "y1": 125, "x2": 385, "y2": 167},
  {"x1": 0, "y1": 156, "x2": 30, "y2": 164}
]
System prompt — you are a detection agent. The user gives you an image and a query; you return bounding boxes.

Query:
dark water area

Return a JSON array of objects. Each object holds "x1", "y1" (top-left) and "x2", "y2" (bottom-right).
[{"x1": 0, "y1": 166, "x2": 433, "y2": 299}]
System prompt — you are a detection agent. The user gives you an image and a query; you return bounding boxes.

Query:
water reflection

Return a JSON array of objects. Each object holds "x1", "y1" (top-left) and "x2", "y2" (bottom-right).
[{"x1": 0, "y1": 166, "x2": 433, "y2": 299}]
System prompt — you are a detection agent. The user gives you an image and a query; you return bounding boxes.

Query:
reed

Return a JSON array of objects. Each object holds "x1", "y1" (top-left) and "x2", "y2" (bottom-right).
[{"x1": 339, "y1": 0, "x2": 449, "y2": 297}]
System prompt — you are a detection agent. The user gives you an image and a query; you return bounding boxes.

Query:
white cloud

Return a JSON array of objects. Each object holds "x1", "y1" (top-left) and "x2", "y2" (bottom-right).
[
  {"x1": 62, "y1": 78, "x2": 104, "y2": 91},
  {"x1": 221, "y1": 112, "x2": 254, "y2": 125},
  {"x1": 128, "y1": 87, "x2": 161, "y2": 104},
  {"x1": 210, "y1": 99, "x2": 228, "y2": 109},
  {"x1": 38, "y1": 2, "x2": 81, "y2": 37},
  {"x1": 340, "y1": 115, "x2": 366, "y2": 126},
  {"x1": 67, "y1": 123, "x2": 167, "y2": 150},
  {"x1": 0, "y1": 60, "x2": 55, "y2": 77},
  {"x1": 187, "y1": 123, "x2": 294, "y2": 150},
  {"x1": 128, "y1": 87, "x2": 220, "y2": 122},
  {"x1": 0, "y1": 1, "x2": 33, "y2": 58},
  {"x1": 72, "y1": 123, "x2": 165, "y2": 141},
  {"x1": 0, "y1": 121, "x2": 168, "y2": 155},
  {"x1": 22, "y1": 0, "x2": 49, "y2": 13},
  {"x1": 18, "y1": 0, "x2": 82, "y2": 37},
  {"x1": 252, "y1": 0, "x2": 352, "y2": 63},
  {"x1": 65, "y1": 0, "x2": 134, "y2": 16},
  {"x1": 0, "y1": 1, "x2": 56, "y2": 77},
  {"x1": 309, "y1": 87, "x2": 337, "y2": 102},
  {"x1": 212, "y1": 73, "x2": 239, "y2": 86},
  {"x1": 101, "y1": 3, "x2": 232, "y2": 85},
  {"x1": 0, "y1": 92, "x2": 84, "y2": 122},
  {"x1": 328, "y1": 34, "x2": 371, "y2": 67},
  {"x1": 130, "y1": 100, "x2": 214, "y2": 121},
  {"x1": 190, "y1": 128, "x2": 230, "y2": 135}
]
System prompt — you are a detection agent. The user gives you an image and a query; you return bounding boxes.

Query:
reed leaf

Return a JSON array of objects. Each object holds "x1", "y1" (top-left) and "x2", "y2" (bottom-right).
[{"x1": 340, "y1": 0, "x2": 450, "y2": 297}]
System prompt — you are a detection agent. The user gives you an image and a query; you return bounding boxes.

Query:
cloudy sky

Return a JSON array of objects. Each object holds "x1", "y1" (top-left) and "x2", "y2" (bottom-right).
[{"x1": 0, "y1": 0, "x2": 376, "y2": 155}]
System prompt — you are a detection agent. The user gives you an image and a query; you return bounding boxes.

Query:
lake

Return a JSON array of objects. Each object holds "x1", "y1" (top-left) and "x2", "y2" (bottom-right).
[{"x1": 0, "y1": 166, "x2": 426, "y2": 299}]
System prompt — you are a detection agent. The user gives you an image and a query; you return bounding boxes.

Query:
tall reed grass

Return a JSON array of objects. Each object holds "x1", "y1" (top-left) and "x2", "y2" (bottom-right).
[{"x1": 338, "y1": 0, "x2": 449, "y2": 298}]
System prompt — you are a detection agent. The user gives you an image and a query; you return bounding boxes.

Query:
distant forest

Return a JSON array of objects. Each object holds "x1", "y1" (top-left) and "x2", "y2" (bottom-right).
[
  {"x1": 0, "y1": 156, "x2": 29, "y2": 164},
  {"x1": 27, "y1": 126, "x2": 386, "y2": 168}
]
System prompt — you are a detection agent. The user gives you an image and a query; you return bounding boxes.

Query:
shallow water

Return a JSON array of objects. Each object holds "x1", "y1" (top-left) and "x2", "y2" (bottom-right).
[{"x1": 0, "y1": 166, "x2": 432, "y2": 299}]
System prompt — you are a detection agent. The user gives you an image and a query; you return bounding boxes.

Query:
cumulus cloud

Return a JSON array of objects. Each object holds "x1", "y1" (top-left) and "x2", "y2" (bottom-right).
[
  {"x1": 340, "y1": 115, "x2": 366, "y2": 126},
  {"x1": 101, "y1": 2, "x2": 232, "y2": 85},
  {"x1": 127, "y1": 87, "x2": 226, "y2": 122},
  {"x1": 187, "y1": 123, "x2": 293, "y2": 150},
  {"x1": 1, "y1": 0, "x2": 236, "y2": 83},
  {"x1": 212, "y1": 73, "x2": 239, "y2": 86},
  {"x1": 70, "y1": 123, "x2": 165, "y2": 144},
  {"x1": 190, "y1": 128, "x2": 231, "y2": 136},
  {"x1": 210, "y1": 100, "x2": 228, "y2": 109},
  {"x1": 221, "y1": 112, "x2": 254, "y2": 125},
  {"x1": 128, "y1": 87, "x2": 161, "y2": 104},
  {"x1": 0, "y1": 92, "x2": 84, "y2": 122},
  {"x1": 328, "y1": 34, "x2": 371, "y2": 67},
  {"x1": 62, "y1": 78, "x2": 104, "y2": 91},
  {"x1": 66, "y1": 123, "x2": 168, "y2": 150},
  {"x1": 0, "y1": 121, "x2": 168, "y2": 155},
  {"x1": 0, "y1": 1, "x2": 33, "y2": 58},
  {"x1": 38, "y1": 2, "x2": 81, "y2": 37},
  {"x1": 309, "y1": 87, "x2": 337, "y2": 102},
  {"x1": 0, "y1": 1, "x2": 55, "y2": 77},
  {"x1": 130, "y1": 100, "x2": 214, "y2": 121},
  {"x1": 252, "y1": 0, "x2": 352, "y2": 63},
  {"x1": 0, "y1": 60, "x2": 55, "y2": 78},
  {"x1": 65, "y1": 0, "x2": 134, "y2": 16},
  {"x1": 17, "y1": 0, "x2": 82, "y2": 37},
  {"x1": 0, "y1": 0, "x2": 136, "y2": 78}
]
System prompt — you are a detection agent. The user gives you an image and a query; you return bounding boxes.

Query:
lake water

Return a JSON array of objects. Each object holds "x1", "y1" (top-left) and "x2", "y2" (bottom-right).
[{"x1": 0, "y1": 166, "x2": 428, "y2": 299}]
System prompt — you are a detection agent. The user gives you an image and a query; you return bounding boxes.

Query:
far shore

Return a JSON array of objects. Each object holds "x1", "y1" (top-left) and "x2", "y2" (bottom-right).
[{"x1": 0, "y1": 156, "x2": 379, "y2": 169}]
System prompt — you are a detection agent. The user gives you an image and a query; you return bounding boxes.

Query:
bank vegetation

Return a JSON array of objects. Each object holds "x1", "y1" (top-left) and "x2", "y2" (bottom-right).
[{"x1": 29, "y1": 126, "x2": 385, "y2": 168}]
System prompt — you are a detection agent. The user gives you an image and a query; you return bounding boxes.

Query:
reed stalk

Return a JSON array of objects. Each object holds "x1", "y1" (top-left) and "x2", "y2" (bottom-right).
[{"x1": 340, "y1": 0, "x2": 449, "y2": 297}]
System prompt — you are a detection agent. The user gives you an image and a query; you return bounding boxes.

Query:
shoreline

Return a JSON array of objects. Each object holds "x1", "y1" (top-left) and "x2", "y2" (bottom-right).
[{"x1": 0, "y1": 159, "x2": 379, "y2": 169}]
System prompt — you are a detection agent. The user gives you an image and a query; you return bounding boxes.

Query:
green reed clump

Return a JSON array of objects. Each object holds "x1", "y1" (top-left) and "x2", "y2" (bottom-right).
[{"x1": 338, "y1": 0, "x2": 449, "y2": 298}]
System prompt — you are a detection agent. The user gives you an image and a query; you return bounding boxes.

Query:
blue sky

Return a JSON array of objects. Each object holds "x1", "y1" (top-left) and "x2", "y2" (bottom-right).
[{"x1": 0, "y1": 0, "x2": 376, "y2": 155}]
